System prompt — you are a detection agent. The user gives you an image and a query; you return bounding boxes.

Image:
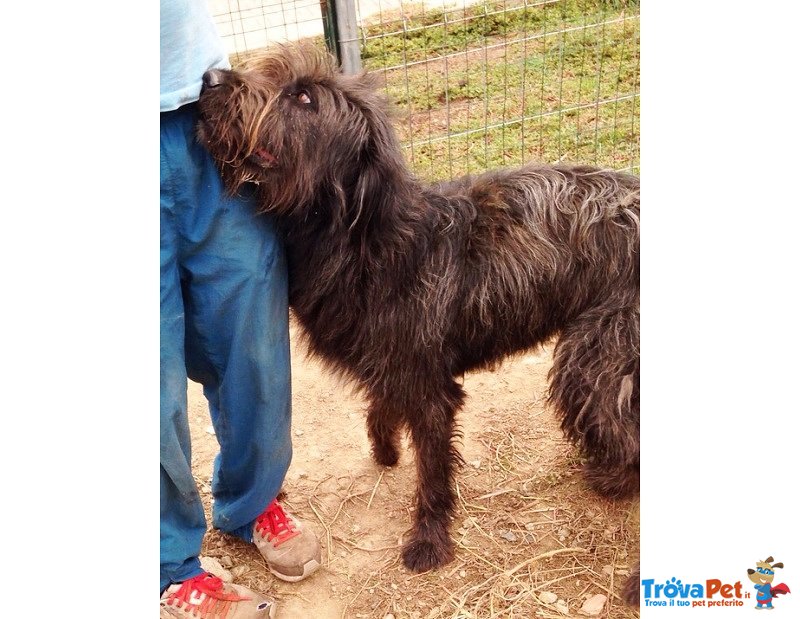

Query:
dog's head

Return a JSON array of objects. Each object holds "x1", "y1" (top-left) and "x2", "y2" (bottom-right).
[
  {"x1": 747, "y1": 557, "x2": 783, "y2": 585},
  {"x1": 197, "y1": 43, "x2": 406, "y2": 223}
]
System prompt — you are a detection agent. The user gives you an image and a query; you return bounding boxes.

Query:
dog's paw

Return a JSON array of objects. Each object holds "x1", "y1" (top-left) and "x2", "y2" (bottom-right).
[
  {"x1": 402, "y1": 537, "x2": 455, "y2": 573},
  {"x1": 622, "y1": 563, "x2": 640, "y2": 605},
  {"x1": 371, "y1": 444, "x2": 400, "y2": 468},
  {"x1": 583, "y1": 461, "x2": 639, "y2": 500}
]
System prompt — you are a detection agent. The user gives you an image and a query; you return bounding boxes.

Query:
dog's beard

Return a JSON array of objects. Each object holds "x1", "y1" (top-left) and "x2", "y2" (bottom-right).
[{"x1": 198, "y1": 116, "x2": 278, "y2": 193}]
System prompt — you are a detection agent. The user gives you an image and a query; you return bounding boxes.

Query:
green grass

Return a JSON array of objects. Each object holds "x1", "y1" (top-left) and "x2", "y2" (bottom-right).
[
  {"x1": 362, "y1": 0, "x2": 637, "y2": 67},
  {"x1": 359, "y1": 0, "x2": 639, "y2": 179}
]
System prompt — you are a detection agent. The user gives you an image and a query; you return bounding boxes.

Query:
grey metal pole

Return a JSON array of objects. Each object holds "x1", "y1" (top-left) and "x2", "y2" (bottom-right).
[{"x1": 333, "y1": 0, "x2": 362, "y2": 74}]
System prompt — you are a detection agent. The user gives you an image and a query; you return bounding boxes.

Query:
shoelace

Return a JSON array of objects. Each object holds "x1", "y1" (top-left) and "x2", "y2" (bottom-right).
[
  {"x1": 255, "y1": 499, "x2": 301, "y2": 548},
  {"x1": 163, "y1": 573, "x2": 248, "y2": 619}
]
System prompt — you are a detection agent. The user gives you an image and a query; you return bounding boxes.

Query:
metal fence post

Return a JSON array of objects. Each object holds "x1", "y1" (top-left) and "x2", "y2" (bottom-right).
[
  {"x1": 320, "y1": 0, "x2": 339, "y2": 59},
  {"x1": 329, "y1": 0, "x2": 362, "y2": 74}
]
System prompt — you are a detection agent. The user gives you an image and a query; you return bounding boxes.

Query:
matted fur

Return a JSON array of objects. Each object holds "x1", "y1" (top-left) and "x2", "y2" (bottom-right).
[{"x1": 197, "y1": 43, "x2": 640, "y2": 578}]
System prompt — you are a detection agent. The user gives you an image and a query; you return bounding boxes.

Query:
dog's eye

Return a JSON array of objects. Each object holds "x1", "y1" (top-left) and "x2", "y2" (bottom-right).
[{"x1": 296, "y1": 91, "x2": 312, "y2": 105}]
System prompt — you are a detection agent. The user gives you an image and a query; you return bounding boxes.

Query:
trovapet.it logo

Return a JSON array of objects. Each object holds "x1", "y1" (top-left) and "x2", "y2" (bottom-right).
[
  {"x1": 641, "y1": 556, "x2": 791, "y2": 610},
  {"x1": 642, "y1": 577, "x2": 747, "y2": 609}
]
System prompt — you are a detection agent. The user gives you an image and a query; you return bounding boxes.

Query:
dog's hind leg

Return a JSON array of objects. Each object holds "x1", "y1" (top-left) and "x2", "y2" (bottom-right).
[
  {"x1": 401, "y1": 379, "x2": 465, "y2": 573},
  {"x1": 549, "y1": 304, "x2": 640, "y2": 499},
  {"x1": 623, "y1": 562, "x2": 641, "y2": 605},
  {"x1": 366, "y1": 398, "x2": 403, "y2": 467}
]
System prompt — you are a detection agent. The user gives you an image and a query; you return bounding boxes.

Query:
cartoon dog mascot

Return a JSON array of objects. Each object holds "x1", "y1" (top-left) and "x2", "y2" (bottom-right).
[{"x1": 748, "y1": 557, "x2": 791, "y2": 610}]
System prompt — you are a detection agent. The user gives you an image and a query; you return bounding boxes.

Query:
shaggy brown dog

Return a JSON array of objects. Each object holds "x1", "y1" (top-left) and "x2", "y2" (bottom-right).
[{"x1": 197, "y1": 44, "x2": 640, "y2": 575}]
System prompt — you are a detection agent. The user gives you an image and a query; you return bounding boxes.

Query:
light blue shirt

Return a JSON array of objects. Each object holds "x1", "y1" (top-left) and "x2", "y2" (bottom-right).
[{"x1": 160, "y1": 0, "x2": 231, "y2": 111}]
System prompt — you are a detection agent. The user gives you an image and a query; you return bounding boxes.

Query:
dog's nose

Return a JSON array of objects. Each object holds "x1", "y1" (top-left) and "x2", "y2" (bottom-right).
[{"x1": 202, "y1": 69, "x2": 225, "y2": 90}]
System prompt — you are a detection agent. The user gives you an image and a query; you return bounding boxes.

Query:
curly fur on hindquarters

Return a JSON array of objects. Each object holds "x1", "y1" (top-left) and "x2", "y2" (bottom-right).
[{"x1": 197, "y1": 43, "x2": 640, "y2": 580}]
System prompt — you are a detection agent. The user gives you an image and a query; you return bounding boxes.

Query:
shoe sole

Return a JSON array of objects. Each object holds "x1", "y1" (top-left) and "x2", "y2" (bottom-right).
[
  {"x1": 161, "y1": 604, "x2": 276, "y2": 618},
  {"x1": 269, "y1": 558, "x2": 321, "y2": 583}
]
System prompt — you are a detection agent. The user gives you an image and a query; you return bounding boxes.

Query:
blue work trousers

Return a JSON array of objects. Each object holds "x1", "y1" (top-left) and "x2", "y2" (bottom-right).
[{"x1": 160, "y1": 103, "x2": 292, "y2": 591}]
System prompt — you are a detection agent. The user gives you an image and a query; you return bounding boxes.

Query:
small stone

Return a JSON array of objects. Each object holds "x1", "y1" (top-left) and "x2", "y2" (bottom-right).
[
  {"x1": 352, "y1": 524, "x2": 361, "y2": 534},
  {"x1": 470, "y1": 459, "x2": 481, "y2": 469},
  {"x1": 390, "y1": 583, "x2": 398, "y2": 590},
  {"x1": 578, "y1": 594, "x2": 607, "y2": 616},
  {"x1": 539, "y1": 591, "x2": 558, "y2": 604},
  {"x1": 602, "y1": 565, "x2": 614, "y2": 576},
  {"x1": 459, "y1": 570, "x2": 467, "y2": 578},
  {"x1": 525, "y1": 522, "x2": 537, "y2": 531},
  {"x1": 294, "y1": 429, "x2": 304, "y2": 436},
  {"x1": 205, "y1": 425, "x2": 215, "y2": 435},
  {"x1": 499, "y1": 530, "x2": 518, "y2": 542},
  {"x1": 555, "y1": 601, "x2": 570, "y2": 615}
]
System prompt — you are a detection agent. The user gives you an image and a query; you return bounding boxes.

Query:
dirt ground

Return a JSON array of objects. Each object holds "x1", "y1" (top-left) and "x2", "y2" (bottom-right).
[{"x1": 188, "y1": 320, "x2": 639, "y2": 618}]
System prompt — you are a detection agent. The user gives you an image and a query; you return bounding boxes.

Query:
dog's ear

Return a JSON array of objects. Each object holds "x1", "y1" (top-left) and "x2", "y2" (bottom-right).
[
  {"x1": 772, "y1": 562, "x2": 784, "y2": 569},
  {"x1": 747, "y1": 569, "x2": 755, "y2": 575},
  {"x1": 765, "y1": 556, "x2": 774, "y2": 564},
  {"x1": 344, "y1": 74, "x2": 414, "y2": 230}
]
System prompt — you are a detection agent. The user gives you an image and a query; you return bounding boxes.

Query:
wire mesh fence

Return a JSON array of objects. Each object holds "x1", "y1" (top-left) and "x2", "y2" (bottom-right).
[
  {"x1": 210, "y1": 0, "x2": 327, "y2": 58},
  {"x1": 209, "y1": 0, "x2": 639, "y2": 181}
]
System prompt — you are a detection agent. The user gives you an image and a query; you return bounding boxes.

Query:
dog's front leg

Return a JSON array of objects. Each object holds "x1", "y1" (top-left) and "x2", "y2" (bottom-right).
[{"x1": 401, "y1": 381, "x2": 465, "y2": 572}]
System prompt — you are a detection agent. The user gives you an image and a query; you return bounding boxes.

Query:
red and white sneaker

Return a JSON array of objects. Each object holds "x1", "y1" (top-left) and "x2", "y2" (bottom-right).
[
  {"x1": 160, "y1": 572, "x2": 276, "y2": 619},
  {"x1": 253, "y1": 499, "x2": 321, "y2": 582}
]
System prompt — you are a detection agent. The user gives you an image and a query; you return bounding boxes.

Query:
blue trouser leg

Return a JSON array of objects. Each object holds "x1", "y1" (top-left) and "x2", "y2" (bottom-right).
[
  {"x1": 160, "y1": 112, "x2": 206, "y2": 591},
  {"x1": 160, "y1": 103, "x2": 292, "y2": 590}
]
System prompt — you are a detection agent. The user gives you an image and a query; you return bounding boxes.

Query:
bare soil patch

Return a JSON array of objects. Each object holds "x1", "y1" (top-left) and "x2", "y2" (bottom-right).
[{"x1": 188, "y1": 320, "x2": 639, "y2": 618}]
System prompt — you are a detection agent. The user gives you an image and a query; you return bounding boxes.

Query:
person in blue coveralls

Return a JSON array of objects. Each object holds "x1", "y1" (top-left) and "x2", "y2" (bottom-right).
[{"x1": 160, "y1": 2, "x2": 321, "y2": 616}]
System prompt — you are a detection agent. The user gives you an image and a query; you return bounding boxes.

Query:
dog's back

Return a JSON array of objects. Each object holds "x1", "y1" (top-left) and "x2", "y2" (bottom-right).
[{"x1": 423, "y1": 163, "x2": 639, "y2": 373}]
